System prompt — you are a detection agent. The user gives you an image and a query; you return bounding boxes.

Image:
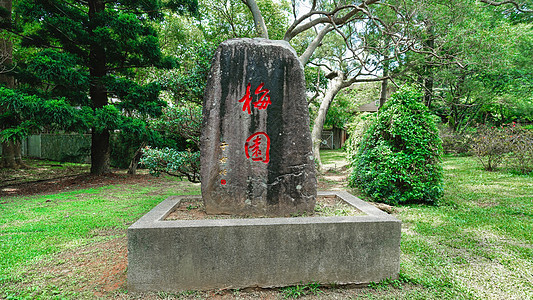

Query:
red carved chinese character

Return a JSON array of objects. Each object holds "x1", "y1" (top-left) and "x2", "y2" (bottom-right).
[
  {"x1": 250, "y1": 136, "x2": 262, "y2": 158},
  {"x1": 238, "y1": 82, "x2": 252, "y2": 114},
  {"x1": 253, "y1": 83, "x2": 271, "y2": 110},
  {"x1": 244, "y1": 132, "x2": 270, "y2": 163},
  {"x1": 238, "y1": 82, "x2": 271, "y2": 114}
]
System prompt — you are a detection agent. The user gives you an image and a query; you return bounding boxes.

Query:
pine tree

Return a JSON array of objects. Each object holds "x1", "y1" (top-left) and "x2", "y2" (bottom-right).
[{"x1": 14, "y1": 0, "x2": 197, "y2": 174}]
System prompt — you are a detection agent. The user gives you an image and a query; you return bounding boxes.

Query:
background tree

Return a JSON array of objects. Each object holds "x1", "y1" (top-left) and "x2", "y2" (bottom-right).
[
  {"x1": 13, "y1": 0, "x2": 197, "y2": 174},
  {"x1": 0, "y1": 87, "x2": 89, "y2": 167},
  {"x1": 395, "y1": 0, "x2": 533, "y2": 131},
  {"x1": 198, "y1": 0, "x2": 289, "y2": 41},
  {"x1": 140, "y1": 105, "x2": 202, "y2": 182},
  {"x1": 305, "y1": 1, "x2": 428, "y2": 168},
  {"x1": 227, "y1": 0, "x2": 418, "y2": 168}
]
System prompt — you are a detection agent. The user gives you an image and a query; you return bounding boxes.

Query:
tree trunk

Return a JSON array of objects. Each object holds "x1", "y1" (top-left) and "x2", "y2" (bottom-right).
[
  {"x1": 423, "y1": 23, "x2": 435, "y2": 108},
  {"x1": 299, "y1": 25, "x2": 333, "y2": 65},
  {"x1": 89, "y1": 0, "x2": 110, "y2": 175},
  {"x1": 13, "y1": 140, "x2": 27, "y2": 168},
  {"x1": 127, "y1": 143, "x2": 145, "y2": 175},
  {"x1": 0, "y1": 0, "x2": 12, "y2": 80},
  {"x1": 1, "y1": 140, "x2": 16, "y2": 168},
  {"x1": 90, "y1": 130, "x2": 110, "y2": 174},
  {"x1": 424, "y1": 75, "x2": 434, "y2": 107},
  {"x1": 379, "y1": 51, "x2": 390, "y2": 110},
  {"x1": 0, "y1": 0, "x2": 19, "y2": 169},
  {"x1": 242, "y1": 0, "x2": 269, "y2": 39},
  {"x1": 311, "y1": 74, "x2": 344, "y2": 170}
]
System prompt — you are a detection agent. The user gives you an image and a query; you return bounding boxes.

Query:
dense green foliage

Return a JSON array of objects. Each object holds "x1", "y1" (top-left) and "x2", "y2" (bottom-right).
[
  {"x1": 8, "y1": 0, "x2": 197, "y2": 173},
  {"x1": 140, "y1": 105, "x2": 202, "y2": 181},
  {"x1": 141, "y1": 147, "x2": 201, "y2": 182},
  {"x1": 1, "y1": 0, "x2": 531, "y2": 177},
  {"x1": 349, "y1": 87, "x2": 444, "y2": 205},
  {"x1": 394, "y1": 2, "x2": 533, "y2": 132},
  {"x1": 0, "y1": 87, "x2": 88, "y2": 142},
  {"x1": 157, "y1": 41, "x2": 215, "y2": 105}
]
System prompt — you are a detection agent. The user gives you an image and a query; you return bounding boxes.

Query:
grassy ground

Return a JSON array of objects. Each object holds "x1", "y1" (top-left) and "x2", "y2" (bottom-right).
[
  {"x1": 0, "y1": 175, "x2": 200, "y2": 299},
  {"x1": 0, "y1": 152, "x2": 532, "y2": 299},
  {"x1": 398, "y1": 156, "x2": 533, "y2": 299},
  {"x1": 320, "y1": 149, "x2": 348, "y2": 166}
]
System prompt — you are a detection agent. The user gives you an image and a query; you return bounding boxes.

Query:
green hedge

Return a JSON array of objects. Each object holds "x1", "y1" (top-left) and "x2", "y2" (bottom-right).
[{"x1": 349, "y1": 86, "x2": 444, "y2": 205}]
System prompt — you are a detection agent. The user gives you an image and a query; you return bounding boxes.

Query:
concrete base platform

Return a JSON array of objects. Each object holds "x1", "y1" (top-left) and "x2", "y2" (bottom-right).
[{"x1": 127, "y1": 191, "x2": 401, "y2": 292}]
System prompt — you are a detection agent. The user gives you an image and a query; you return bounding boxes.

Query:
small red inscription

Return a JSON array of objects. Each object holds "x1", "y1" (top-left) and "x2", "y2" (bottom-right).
[
  {"x1": 221, "y1": 179, "x2": 227, "y2": 185},
  {"x1": 244, "y1": 132, "x2": 270, "y2": 163},
  {"x1": 238, "y1": 82, "x2": 271, "y2": 114}
]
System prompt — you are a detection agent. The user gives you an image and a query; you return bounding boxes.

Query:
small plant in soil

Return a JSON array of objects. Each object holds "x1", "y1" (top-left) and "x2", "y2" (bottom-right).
[{"x1": 281, "y1": 282, "x2": 322, "y2": 298}]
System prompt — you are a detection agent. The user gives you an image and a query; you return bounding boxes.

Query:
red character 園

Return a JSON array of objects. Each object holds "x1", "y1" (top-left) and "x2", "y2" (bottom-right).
[{"x1": 244, "y1": 132, "x2": 270, "y2": 163}]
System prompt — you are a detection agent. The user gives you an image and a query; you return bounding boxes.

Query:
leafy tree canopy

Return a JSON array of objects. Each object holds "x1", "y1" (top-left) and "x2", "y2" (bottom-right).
[{"x1": 9, "y1": 0, "x2": 198, "y2": 174}]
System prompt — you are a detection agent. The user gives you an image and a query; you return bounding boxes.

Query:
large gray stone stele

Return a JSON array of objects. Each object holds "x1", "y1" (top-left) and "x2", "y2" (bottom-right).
[{"x1": 201, "y1": 38, "x2": 316, "y2": 216}]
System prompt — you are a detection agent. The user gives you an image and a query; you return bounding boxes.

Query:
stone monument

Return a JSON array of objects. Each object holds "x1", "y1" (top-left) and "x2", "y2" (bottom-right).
[
  {"x1": 127, "y1": 38, "x2": 401, "y2": 292},
  {"x1": 201, "y1": 38, "x2": 316, "y2": 216}
]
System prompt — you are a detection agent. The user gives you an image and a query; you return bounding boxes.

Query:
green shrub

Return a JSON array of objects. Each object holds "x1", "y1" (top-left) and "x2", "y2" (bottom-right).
[
  {"x1": 140, "y1": 147, "x2": 200, "y2": 182},
  {"x1": 468, "y1": 123, "x2": 532, "y2": 173},
  {"x1": 140, "y1": 105, "x2": 202, "y2": 182},
  {"x1": 507, "y1": 125, "x2": 533, "y2": 174},
  {"x1": 345, "y1": 112, "x2": 376, "y2": 163},
  {"x1": 349, "y1": 86, "x2": 444, "y2": 205}
]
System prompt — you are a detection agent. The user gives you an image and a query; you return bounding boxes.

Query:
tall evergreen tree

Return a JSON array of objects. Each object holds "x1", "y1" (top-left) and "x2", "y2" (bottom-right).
[
  {"x1": 14, "y1": 0, "x2": 197, "y2": 174},
  {"x1": 0, "y1": 0, "x2": 20, "y2": 168}
]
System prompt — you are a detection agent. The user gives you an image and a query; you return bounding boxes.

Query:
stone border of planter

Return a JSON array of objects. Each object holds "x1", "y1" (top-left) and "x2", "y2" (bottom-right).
[{"x1": 127, "y1": 191, "x2": 401, "y2": 292}]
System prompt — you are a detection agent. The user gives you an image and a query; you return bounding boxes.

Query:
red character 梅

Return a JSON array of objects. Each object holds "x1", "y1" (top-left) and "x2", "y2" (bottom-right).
[
  {"x1": 238, "y1": 83, "x2": 253, "y2": 114},
  {"x1": 238, "y1": 82, "x2": 271, "y2": 114}
]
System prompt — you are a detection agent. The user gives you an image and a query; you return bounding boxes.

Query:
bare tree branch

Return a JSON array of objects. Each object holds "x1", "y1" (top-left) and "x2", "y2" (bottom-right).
[
  {"x1": 241, "y1": 0, "x2": 269, "y2": 39},
  {"x1": 284, "y1": 0, "x2": 380, "y2": 42},
  {"x1": 299, "y1": 24, "x2": 334, "y2": 65},
  {"x1": 478, "y1": 0, "x2": 532, "y2": 13}
]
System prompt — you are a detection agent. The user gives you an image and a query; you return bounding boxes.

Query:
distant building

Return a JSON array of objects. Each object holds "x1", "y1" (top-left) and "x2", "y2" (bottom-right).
[{"x1": 320, "y1": 127, "x2": 348, "y2": 149}]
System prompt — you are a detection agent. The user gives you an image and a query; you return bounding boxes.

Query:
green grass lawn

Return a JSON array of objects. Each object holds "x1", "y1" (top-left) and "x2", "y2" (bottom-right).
[
  {"x1": 0, "y1": 154, "x2": 532, "y2": 299},
  {"x1": 320, "y1": 149, "x2": 347, "y2": 165},
  {"x1": 0, "y1": 176, "x2": 200, "y2": 298},
  {"x1": 396, "y1": 156, "x2": 533, "y2": 299}
]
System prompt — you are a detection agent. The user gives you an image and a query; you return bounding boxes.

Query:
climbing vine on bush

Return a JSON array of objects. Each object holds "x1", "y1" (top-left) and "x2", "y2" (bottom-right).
[
  {"x1": 345, "y1": 112, "x2": 376, "y2": 163},
  {"x1": 349, "y1": 86, "x2": 444, "y2": 205}
]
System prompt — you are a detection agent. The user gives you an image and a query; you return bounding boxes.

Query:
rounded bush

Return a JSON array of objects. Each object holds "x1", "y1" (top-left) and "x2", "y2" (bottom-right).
[{"x1": 349, "y1": 86, "x2": 444, "y2": 205}]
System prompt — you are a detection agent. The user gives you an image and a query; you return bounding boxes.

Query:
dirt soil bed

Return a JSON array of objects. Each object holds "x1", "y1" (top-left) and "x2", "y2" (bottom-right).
[
  {"x1": 164, "y1": 195, "x2": 363, "y2": 220},
  {"x1": 0, "y1": 172, "x2": 156, "y2": 198}
]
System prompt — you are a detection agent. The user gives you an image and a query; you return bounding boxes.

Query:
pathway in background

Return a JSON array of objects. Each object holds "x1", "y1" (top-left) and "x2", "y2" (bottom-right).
[{"x1": 318, "y1": 149, "x2": 351, "y2": 191}]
